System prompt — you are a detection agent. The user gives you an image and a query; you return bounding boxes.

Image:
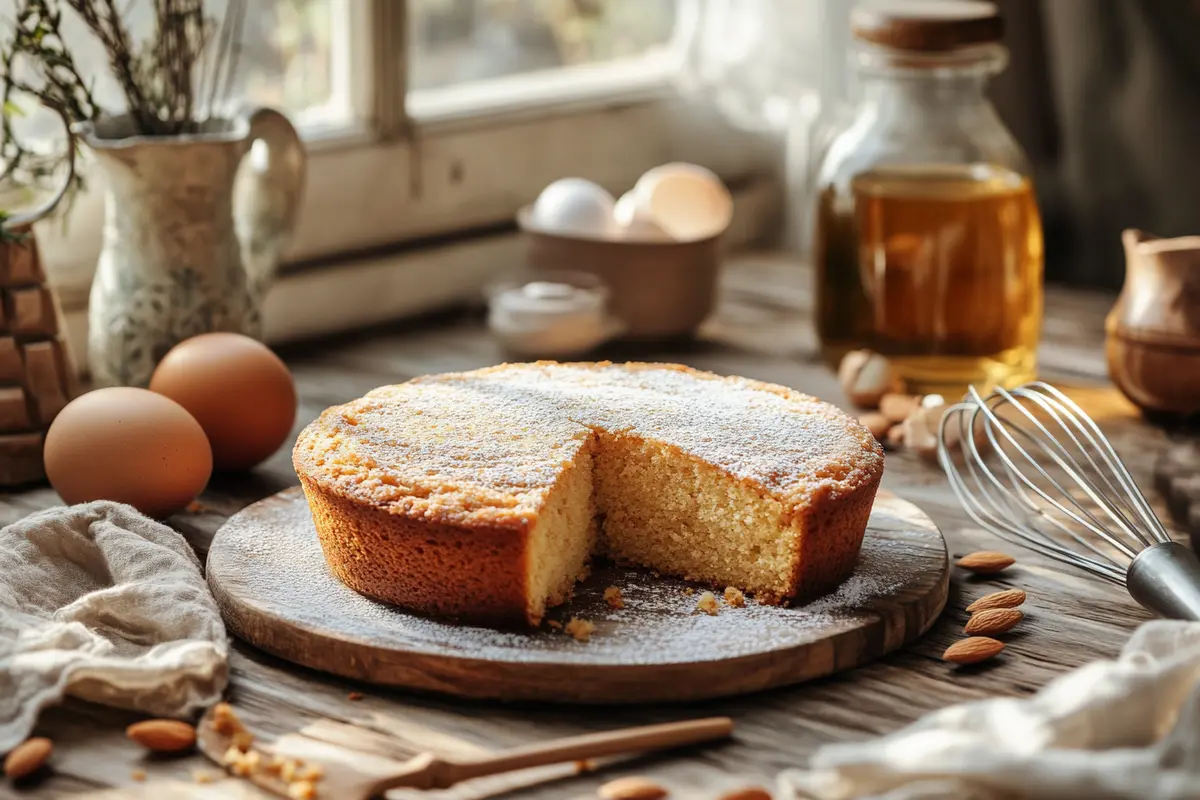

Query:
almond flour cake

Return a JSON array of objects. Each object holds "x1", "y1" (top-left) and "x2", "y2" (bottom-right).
[{"x1": 293, "y1": 362, "x2": 884, "y2": 627}]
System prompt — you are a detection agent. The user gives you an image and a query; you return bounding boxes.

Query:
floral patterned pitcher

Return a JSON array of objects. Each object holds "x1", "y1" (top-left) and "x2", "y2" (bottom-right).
[{"x1": 81, "y1": 107, "x2": 306, "y2": 387}]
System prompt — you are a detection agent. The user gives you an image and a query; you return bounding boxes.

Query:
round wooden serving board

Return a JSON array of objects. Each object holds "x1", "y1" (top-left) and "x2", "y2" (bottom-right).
[{"x1": 207, "y1": 488, "x2": 948, "y2": 704}]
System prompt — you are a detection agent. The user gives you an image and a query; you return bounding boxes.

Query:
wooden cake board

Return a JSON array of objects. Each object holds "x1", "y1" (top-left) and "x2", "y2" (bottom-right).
[{"x1": 207, "y1": 488, "x2": 949, "y2": 704}]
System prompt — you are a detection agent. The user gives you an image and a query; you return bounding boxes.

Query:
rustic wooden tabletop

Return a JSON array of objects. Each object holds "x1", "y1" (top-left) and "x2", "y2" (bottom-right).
[{"x1": 0, "y1": 253, "x2": 1174, "y2": 800}]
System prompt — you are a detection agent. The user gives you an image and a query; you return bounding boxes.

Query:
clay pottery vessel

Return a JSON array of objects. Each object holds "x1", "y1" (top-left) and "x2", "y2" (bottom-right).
[{"x1": 1106, "y1": 229, "x2": 1200, "y2": 419}]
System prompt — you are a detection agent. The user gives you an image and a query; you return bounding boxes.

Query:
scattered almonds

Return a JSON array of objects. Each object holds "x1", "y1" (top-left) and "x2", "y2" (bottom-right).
[
  {"x1": 718, "y1": 788, "x2": 773, "y2": 800},
  {"x1": 956, "y1": 551, "x2": 1016, "y2": 574},
  {"x1": 126, "y1": 719, "x2": 197, "y2": 753},
  {"x1": 696, "y1": 591, "x2": 720, "y2": 616},
  {"x1": 723, "y1": 586, "x2": 746, "y2": 608},
  {"x1": 347, "y1": 692, "x2": 364, "y2": 701},
  {"x1": 598, "y1": 775, "x2": 669, "y2": 799},
  {"x1": 604, "y1": 586, "x2": 625, "y2": 610},
  {"x1": 898, "y1": 400, "x2": 946, "y2": 463},
  {"x1": 130, "y1": 769, "x2": 146, "y2": 782},
  {"x1": 966, "y1": 588, "x2": 1026, "y2": 613},
  {"x1": 879, "y1": 393, "x2": 922, "y2": 423},
  {"x1": 4, "y1": 737, "x2": 52, "y2": 781},
  {"x1": 965, "y1": 608, "x2": 1024, "y2": 636},
  {"x1": 943, "y1": 636, "x2": 1005, "y2": 665},
  {"x1": 565, "y1": 617, "x2": 596, "y2": 642},
  {"x1": 839, "y1": 349, "x2": 903, "y2": 409},
  {"x1": 857, "y1": 411, "x2": 892, "y2": 442}
]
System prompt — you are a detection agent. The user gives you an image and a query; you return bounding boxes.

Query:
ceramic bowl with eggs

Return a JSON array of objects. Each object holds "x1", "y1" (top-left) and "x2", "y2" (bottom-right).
[{"x1": 518, "y1": 164, "x2": 733, "y2": 340}]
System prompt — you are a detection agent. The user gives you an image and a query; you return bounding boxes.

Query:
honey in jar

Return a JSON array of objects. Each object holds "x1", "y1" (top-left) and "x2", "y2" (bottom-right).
[{"x1": 813, "y1": 1, "x2": 1043, "y2": 394}]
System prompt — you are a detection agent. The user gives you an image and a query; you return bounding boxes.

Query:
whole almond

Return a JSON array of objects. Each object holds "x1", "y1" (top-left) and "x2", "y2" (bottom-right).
[
  {"x1": 598, "y1": 776, "x2": 669, "y2": 800},
  {"x1": 126, "y1": 719, "x2": 197, "y2": 753},
  {"x1": 966, "y1": 588, "x2": 1026, "y2": 613},
  {"x1": 965, "y1": 608, "x2": 1024, "y2": 635},
  {"x1": 943, "y1": 636, "x2": 1005, "y2": 664},
  {"x1": 858, "y1": 412, "x2": 892, "y2": 441},
  {"x1": 4, "y1": 737, "x2": 52, "y2": 780},
  {"x1": 880, "y1": 393, "x2": 922, "y2": 423},
  {"x1": 956, "y1": 551, "x2": 1015, "y2": 574},
  {"x1": 718, "y1": 788, "x2": 773, "y2": 800}
]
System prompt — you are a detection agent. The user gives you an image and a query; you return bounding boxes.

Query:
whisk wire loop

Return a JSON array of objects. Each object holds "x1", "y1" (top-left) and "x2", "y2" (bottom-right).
[{"x1": 936, "y1": 382, "x2": 1170, "y2": 585}]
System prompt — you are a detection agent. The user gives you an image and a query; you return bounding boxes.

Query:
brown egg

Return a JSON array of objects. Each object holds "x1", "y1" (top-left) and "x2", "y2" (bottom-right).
[
  {"x1": 45, "y1": 388, "x2": 213, "y2": 518},
  {"x1": 149, "y1": 333, "x2": 297, "y2": 471}
]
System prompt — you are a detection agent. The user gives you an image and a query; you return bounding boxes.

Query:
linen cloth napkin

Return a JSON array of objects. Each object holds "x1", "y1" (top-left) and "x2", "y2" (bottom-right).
[
  {"x1": 0, "y1": 501, "x2": 227, "y2": 752},
  {"x1": 781, "y1": 619, "x2": 1200, "y2": 800}
]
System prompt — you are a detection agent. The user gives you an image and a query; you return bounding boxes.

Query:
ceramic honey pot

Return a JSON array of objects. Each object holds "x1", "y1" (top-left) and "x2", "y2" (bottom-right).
[{"x1": 1106, "y1": 229, "x2": 1200, "y2": 420}]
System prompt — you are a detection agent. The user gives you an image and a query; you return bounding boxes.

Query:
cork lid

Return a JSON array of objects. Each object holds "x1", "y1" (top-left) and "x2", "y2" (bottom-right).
[{"x1": 851, "y1": 1, "x2": 1003, "y2": 52}]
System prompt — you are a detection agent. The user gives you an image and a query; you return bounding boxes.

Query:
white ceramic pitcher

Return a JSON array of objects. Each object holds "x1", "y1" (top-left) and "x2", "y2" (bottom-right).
[{"x1": 81, "y1": 107, "x2": 305, "y2": 387}]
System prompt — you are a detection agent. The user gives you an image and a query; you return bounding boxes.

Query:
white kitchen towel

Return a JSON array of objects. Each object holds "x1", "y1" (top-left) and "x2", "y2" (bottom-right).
[
  {"x1": 0, "y1": 501, "x2": 227, "y2": 752},
  {"x1": 781, "y1": 620, "x2": 1200, "y2": 800}
]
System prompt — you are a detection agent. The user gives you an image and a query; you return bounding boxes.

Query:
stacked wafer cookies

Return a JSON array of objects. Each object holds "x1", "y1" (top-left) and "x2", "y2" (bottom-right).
[{"x1": 0, "y1": 231, "x2": 76, "y2": 486}]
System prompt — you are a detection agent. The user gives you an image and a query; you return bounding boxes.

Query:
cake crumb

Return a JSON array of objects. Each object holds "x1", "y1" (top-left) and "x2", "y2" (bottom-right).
[
  {"x1": 130, "y1": 769, "x2": 146, "y2": 782},
  {"x1": 565, "y1": 617, "x2": 596, "y2": 642},
  {"x1": 547, "y1": 619, "x2": 563, "y2": 630},
  {"x1": 347, "y1": 691, "x2": 364, "y2": 701},
  {"x1": 192, "y1": 769, "x2": 215, "y2": 784},
  {"x1": 684, "y1": 587, "x2": 696, "y2": 596},
  {"x1": 603, "y1": 586, "x2": 625, "y2": 610},
  {"x1": 696, "y1": 591, "x2": 720, "y2": 616},
  {"x1": 723, "y1": 586, "x2": 746, "y2": 608}
]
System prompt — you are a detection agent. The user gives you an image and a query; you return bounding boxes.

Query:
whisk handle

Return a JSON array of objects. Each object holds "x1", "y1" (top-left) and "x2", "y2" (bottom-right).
[{"x1": 1126, "y1": 542, "x2": 1200, "y2": 621}]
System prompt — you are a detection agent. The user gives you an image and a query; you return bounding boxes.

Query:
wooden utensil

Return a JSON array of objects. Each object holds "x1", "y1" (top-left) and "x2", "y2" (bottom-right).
[{"x1": 197, "y1": 707, "x2": 733, "y2": 798}]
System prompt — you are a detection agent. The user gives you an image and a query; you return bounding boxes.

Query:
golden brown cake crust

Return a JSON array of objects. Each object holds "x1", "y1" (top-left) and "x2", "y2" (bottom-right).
[{"x1": 294, "y1": 362, "x2": 884, "y2": 625}]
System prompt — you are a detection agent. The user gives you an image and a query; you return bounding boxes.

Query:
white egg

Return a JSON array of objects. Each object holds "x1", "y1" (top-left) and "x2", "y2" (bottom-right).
[
  {"x1": 631, "y1": 163, "x2": 734, "y2": 241},
  {"x1": 529, "y1": 178, "x2": 617, "y2": 237},
  {"x1": 612, "y1": 190, "x2": 671, "y2": 242}
]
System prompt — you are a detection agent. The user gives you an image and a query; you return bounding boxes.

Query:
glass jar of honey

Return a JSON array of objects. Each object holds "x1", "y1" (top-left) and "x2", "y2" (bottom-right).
[{"x1": 813, "y1": 1, "x2": 1043, "y2": 395}]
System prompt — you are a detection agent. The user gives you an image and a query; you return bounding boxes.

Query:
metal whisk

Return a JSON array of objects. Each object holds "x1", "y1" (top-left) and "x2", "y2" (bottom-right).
[{"x1": 938, "y1": 381, "x2": 1200, "y2": 620}]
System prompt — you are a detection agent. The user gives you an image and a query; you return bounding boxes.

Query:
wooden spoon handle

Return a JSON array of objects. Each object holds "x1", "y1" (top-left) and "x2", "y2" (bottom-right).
[{"x1": 440, "y1": 716, "x2": 734, "y2": 786}]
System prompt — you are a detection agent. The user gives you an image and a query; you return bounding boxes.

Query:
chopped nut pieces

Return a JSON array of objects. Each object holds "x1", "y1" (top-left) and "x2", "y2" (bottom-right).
[
  {"x1": 696, "y1": 591, "x2": 720, "y2": 616},
  {"x1": 966, "y1": 588, "x2": 1026, "y2": 613},
  {"x1": 288, "y1": 780, "x2": 318, "y2": 800},
  {"x1": 604, "y1": 586, "x2": 625, "y2": 609},
  {"x1": 857, "y1": 411, "x2": 891, "y2": 442},
  {"x1": 212, "y1": 702, "x2": 244, "y2": 736},
  {"x1": 879, "y1": 393, "x2": 922, "y2": 423},
  {"x1": 3, "y1": 736, "x2": 51, "y2": 780},
  {"x1": 598, "y1": 775, "x2": 670, "y2": 799},
  {"x1": 565, "y1": 617, "x2": 596, "y2": 642},
  {"x1": 723, "y1": 586, "x2": 746, "y2": 608}
]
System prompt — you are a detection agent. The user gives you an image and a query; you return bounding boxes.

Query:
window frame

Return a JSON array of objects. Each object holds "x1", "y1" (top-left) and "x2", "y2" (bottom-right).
[{"x1": 33, "y1": 0, "x2": 776, "y2": 351}]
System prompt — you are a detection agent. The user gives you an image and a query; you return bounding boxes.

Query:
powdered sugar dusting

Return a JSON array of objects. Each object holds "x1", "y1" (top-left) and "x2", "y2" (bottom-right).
[
  {"x1": 295, "y1": 362, "x2": 883, "y2": 525},
  {"x1": 208, "y1": 489, "x2": 946, "y2": 693}
]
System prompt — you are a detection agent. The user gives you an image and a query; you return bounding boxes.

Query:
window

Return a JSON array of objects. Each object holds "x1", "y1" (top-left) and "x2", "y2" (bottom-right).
[{"x1": 3, "y1": 0, "x2": 773, "y2": 354}]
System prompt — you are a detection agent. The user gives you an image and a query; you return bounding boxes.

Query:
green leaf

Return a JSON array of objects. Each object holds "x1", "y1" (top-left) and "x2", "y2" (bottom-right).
[{"x1": 3, "y1": 100, "x2": 24, "y2": 118}]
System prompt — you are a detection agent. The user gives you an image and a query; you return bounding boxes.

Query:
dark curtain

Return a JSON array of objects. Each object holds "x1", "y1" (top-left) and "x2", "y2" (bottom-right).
[{"x1": 990, "y1": 0, "x2": 1200, "y2": 289}]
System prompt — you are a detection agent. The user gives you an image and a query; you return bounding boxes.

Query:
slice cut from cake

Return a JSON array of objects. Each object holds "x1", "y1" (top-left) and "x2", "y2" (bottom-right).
[{"x1": 293, "y1": 362, "x2": 884, "y2": 627}]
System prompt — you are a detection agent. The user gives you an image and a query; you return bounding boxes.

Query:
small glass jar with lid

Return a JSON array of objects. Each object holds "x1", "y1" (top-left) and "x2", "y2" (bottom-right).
[{"x1": 812, "y1": 0, "x2": 1043, "y2": 395}]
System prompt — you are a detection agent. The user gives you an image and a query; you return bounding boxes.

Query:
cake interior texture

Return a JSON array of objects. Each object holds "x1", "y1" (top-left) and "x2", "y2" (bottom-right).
[{"x1": 294, "y1": 362, "x2": 884, "y2": 627}]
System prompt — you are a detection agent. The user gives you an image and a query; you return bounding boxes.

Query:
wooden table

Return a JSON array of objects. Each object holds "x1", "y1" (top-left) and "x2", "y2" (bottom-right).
[{"x1": 0, "y1": 254, "x2": 1173, "y2": 799}]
